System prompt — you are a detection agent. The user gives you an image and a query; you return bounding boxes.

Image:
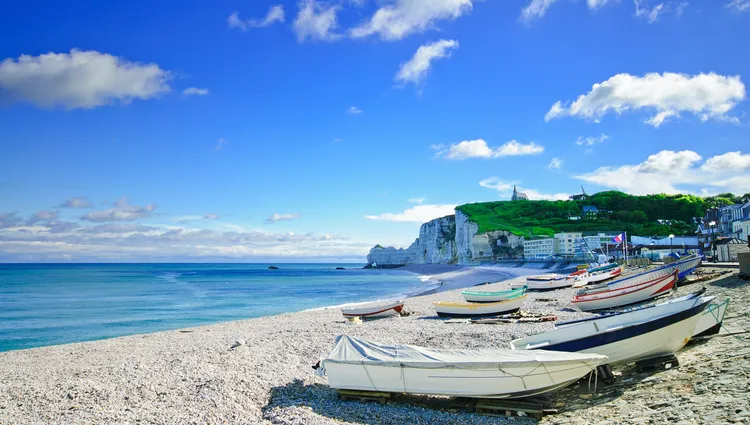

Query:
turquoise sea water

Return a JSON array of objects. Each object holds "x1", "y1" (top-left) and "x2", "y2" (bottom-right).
[{"x1": 0, "y1": 263, "x2": 436, "y2": 352}]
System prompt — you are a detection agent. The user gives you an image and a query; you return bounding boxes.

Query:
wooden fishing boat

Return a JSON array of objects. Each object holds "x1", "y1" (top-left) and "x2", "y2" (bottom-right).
[
  {"x1": 461, "y1": 286, "x2": 527, "y2": 303},
  {"x1": 572, "y1": 266, "x2": 623, "y2": 288},
  {"x1": 511, "y1": 294, "x2": 714, "y2": 366},
  {"x1": 315, "y1": 335, "x2": 608, "y2": 399},
  {"x1": 341, "y1": 300, "x2": 404, "y2": 319},
  {"x1": 572, "y1": 270, "x2": 677, "y2": 312},
  {"x1": 692, "y1": 297, "x2": 730, "y2": 338},
  {"x1": 433, "y1": 295, "x2": 527, "y2": 318}
]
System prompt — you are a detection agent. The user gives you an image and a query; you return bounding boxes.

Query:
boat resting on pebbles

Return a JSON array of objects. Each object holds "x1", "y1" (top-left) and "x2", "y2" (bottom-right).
[
  {"x1": 572, "y1": 270, "x2": 678, "y2": 312},
  {"x1": 511, "y1": 293, "x2": 714, "y2": 366},
  {"x1": 314, "y1": 335, "x2": 608, "y2": 399},
  {"x1": 461, "y1": 285, "x2": 527, "y2": 303},
  {"x1": 341, "y1": 300, "x2": 404, "y2": 319},
  {"x1": 433, "y1": 295, "x2": 527, "y2": 318}
]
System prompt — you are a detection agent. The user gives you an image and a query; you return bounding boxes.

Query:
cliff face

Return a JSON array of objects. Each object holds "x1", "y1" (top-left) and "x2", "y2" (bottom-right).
[
  {"x1": 366, "y1": 215, "x2": 457, "y2": 266},
  {"x1": 367, "y1": 210, "x2": 525, "y2": 266}
]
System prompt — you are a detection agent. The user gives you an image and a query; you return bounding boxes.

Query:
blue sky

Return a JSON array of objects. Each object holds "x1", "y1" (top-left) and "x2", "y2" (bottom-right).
[{"x1": 0, "y1": 0, "x2": 748, "y2": 262}]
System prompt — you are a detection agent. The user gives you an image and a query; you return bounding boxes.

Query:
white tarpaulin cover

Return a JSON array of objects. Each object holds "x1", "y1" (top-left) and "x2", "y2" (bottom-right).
[{"x1": 324, "y1": 335, "x2": 606, "y2": 370}]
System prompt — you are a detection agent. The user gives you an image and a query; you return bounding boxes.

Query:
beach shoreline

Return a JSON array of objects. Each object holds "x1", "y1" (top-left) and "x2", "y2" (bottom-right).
[{"x1": 1, "y1": 268, "x2": 747, "y2": 424}]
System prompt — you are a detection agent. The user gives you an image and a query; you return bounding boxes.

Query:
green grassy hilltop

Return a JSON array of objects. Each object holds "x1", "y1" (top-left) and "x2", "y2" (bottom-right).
[{"x1": 456, "y1": 191, "x2": 747, "y2": 238}]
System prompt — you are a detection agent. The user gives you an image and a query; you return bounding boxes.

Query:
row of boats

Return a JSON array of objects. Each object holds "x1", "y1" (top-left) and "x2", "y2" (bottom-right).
[{"x1": 319, "y1": 254, "x2": 730, "y2": 399}]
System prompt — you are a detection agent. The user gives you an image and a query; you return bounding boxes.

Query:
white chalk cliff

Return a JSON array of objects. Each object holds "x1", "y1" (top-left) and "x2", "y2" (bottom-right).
[{"x1": 367, "y1": 209, "x2": 525, "y2": 266}]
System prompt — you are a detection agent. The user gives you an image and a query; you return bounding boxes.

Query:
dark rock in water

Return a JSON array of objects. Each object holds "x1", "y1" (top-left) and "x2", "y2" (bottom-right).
[
  {"x1": 268, "y1": 266, "x2": 279, "y2": 270},
  {"x1": 336, "y1": 267, "x2": 345, "y2": 270}
]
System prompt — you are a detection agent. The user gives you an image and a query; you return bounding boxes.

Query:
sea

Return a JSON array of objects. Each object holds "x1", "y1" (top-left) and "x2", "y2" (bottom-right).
[{"x1": 0, "y1": 263, "x2": 438, "y2": 352}]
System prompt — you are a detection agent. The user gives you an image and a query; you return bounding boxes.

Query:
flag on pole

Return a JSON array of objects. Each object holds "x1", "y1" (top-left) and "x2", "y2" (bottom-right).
[{"x1": 611, "y1": 233, "x2": 624, "y2": 244}]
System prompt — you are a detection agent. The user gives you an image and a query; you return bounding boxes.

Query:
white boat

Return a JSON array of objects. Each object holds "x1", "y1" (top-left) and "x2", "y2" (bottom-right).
[
  {"x1": 341, "y1": 300, "x2": 404, "y2": 319},
  {"x1": 692, "y1": 297, "x2": 729, "y2": 338},
  {"x1": 461, "y1": 286, "x2": 526, "y2": 303},
  {"x1": 572, "y1": 270, "x2": 677, "y2": 312},
  {"x1": 315, "y1": 335, "x2": 608, "y2": 399},
  {"x1": 582, "y1": 266, "x2": 622, "y2": 285},
  {"x1": 434, "y1": 295, "x2": 527, "y2": 318},
  {"x1": 513, "y1": 276, "x2": 583, "y2": 291},
  {"x1": 511, "y1": 294, "x2": 714, "y2": 366},
  {"x1": 579, "y1": 254, "x2": 700, "y2": 296}
]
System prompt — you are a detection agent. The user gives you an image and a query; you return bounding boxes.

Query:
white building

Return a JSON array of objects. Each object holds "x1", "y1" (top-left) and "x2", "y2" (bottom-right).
[
  {"x1": 555, "y1": 232, "x2": 582, "y2": 256},
  {"x1": 733, "y1": 219, "x2": 750, "y2": 241},
  {"x1": 523, "y1": 237, "x2": 558, "y2": 258}
]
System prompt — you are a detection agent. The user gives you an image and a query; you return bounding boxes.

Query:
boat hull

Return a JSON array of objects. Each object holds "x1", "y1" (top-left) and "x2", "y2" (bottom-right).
[
  {"x1": 324, "y1": 360, "x2": 597, "y2": 399},
  {"x1": 514, "y1": 278, "x2": 574, "y2": 291},
  {"x1": 512, "y1": 296, "x2": 713, "y2": 366},
  {"x1": 572, "y1": 271, "x2": 677, "y2": 312},
  {"x1": 461, "y1": 287, "x2": 526, "y2": 303},
  {"x1": 342, "y1": 302, "x2": 404, "y2": 319},
  {"x1": 434, "y1": 295, "x2": 526, "y2": 318},
  {"x1": 692, "y1": 298, "x2": 729, "y2": 338}
]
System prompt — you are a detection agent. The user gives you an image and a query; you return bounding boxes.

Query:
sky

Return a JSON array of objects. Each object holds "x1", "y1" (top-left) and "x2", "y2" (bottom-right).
[{"x1": 0, "y1": 0, "x2": 749, "y2": 262}]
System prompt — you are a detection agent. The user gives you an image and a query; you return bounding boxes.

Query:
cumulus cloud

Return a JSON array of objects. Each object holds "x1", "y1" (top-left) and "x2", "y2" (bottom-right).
[
  {"x1": 81, "y1": 198, "x2": 157, "y2": 223},
  {"x1": 58, "y1": 197, "x2": 92, "y2": 209},
  {"x1": 228, "y1": 5, "x2": 285, "y2": 30},
  {"x1": 548, "y1": 157, "x2": 563, "y2": 169},
  {"x1": 265, "y1": 213, "x2": 302, "y2": 224},
  {"x1": 575, "y1": 150, "x2": 750, "y2": 195},
  {"x1": 182, "y1": 87, "x2": 209, "y2": 96},
  {"x1": 395, "y1": 39, "x2": 458, "y2": 86},
  {"x1": 347, "y1": 106, "x2": 362, "y2": 114},
  {"x1": 350, "y1": 0, "x2": 472, "y2": 41},
  {"x1": 545, "y1": 72, "x2": 745, "y2": 127},
  {"x1": 727, "y1": 0, "x2": 750, "y2": 12},
  {"x1": 365, "y1": 204, "x2": 456, "y2": 223},
  {"x1": 294, "y1": 0, "x2": 341, "y2": 42},
  {"x1": 479, "y1": 177, "x2": 571, "y2": 200},
  {"x1": 576, "y1": 133, "x2": 609, "y2": 147},
  {"x1": 434, "y1": 139, "x2": 545, "y2": 159},
  {"x1": 0, "y1": 49, "x2": 171, "y2": 109}
]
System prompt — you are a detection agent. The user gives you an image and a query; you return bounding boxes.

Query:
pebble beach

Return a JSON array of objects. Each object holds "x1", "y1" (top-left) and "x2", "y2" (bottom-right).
[{"x1": 0, "y1": 265, "x2": 748, "y2": 425}]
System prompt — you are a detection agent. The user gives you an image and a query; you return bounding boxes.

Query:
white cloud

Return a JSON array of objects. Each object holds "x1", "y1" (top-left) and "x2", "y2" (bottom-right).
[
  {"x1": 520, "y1": 0, "x2": 560, "y2": 23},
  {"x1": 265, "y1": 213, "x2": 302, "y2": 223},
  {"x1": 576, "y1": 133, "x2": 609, "y2": 146},
  {"x1": 588, "y1": 0, "x2": 614, "y2": 9},
  {"x1": 365, "y1": 204, "x2": 456, "y2": 223},
  {"x1": 182, "y1": 87, "x2": 209, "y2": 96},
  {"x1": 545, "y1": 72, "x2": 745, "y2": 127},
  {"x1": 575, "y1": 150, "x2": 750, "y2": 195},
  {"x1": 479, "y1": 177, "x2": 570, "y2": 200},
  {"x1": 634, "y1": 0, "x2": 673, "y2": 23},
  {"x1": 395, "y1": 39, "x2": 458, "y2": 86},
  {"x1": 350, "y1": 0, "x2": 472, "y2": 41},
  {"x1": 26, "y1": 210, "x2": 59, "y2": 225},
  {"x1": 727, "y1": 0, "x2": 750, "y2": 12},
  {"x1": 216, "y1": 138, "x2": 228, "y2": 151},
  {"x1": 81, "y1": 198, "x2": 157, "y2": 223},
  {"x1": 548, "y1": 157, "x2": 563, "y2": 169},
  {"x1": 0, "y1": 49, "x2": 171, "y2": 109},
  {"x1": 434, "y1": 139, "x2": 545, "y2": 159},
  {"x1": 0, "y1": 219, "x2": 369, "y2": 261},
  {"x1": 294, "y1": 0, "x2": 341, "y2": 42},
  {"x1": 228, "y1": 6, "x2": 285, "y2": 30},
  {"x1": 203, "y1": 213, "x2": 220, "y2": 220},
  {"x1": 407, "y1": 197, "x2": 426, "y2": 204},
  {"x1": 59, "y1": 197, "x2": 92, "y2": 209},
  {"x1": 700, "y1": 151, "x2": 750, "y2": 173},
  {"x1": 347, "y1": 106, "x2": 362, "y2": 114}
]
